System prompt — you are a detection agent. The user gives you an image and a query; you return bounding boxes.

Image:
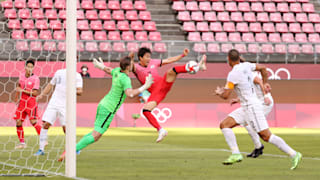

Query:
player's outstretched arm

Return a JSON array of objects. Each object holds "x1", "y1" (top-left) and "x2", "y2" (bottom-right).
[
  {"x1": 93, "y1": 57, "x2": 113, "y2": 75},
  {"x1": 37, "y1": 83, "x2": 54, "y2": 100},
  {"x1": 125, "y1": 74, "x2": 153, "y2": 98},
  {"x1": 253, "y1": 76, "x2": 271, "y2": 105},
  {"x1": 162, "y1": 48, "x2": 189, "y2": 65},
  {"x1": 128, "y1": 51, "x2": 136, "y2": 73}
]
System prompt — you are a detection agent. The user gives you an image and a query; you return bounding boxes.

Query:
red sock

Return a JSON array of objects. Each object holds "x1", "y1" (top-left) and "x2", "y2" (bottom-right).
[
  {"x1": 16, "y1": 126, "x2": 25, "y2": 143},
  {"x1": 143, "y1": 109, "x2": 161, "y2": 131},
  {"x1": 173, "y1": 65, "x2": 187, "y2": 74},
  {"x1": 32, "y1": 122, "x2": 41, "y2": 135}
]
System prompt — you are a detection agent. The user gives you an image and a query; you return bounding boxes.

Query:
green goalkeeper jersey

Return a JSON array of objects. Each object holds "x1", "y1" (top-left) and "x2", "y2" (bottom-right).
[{"x1": 99, "y1": 67, "x2": 132, "y2": 113}]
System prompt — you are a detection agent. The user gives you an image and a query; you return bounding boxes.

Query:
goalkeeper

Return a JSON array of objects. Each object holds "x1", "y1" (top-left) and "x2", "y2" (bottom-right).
[{"x1": 59, "y1": 55, "x2": 153, "y2": 161}]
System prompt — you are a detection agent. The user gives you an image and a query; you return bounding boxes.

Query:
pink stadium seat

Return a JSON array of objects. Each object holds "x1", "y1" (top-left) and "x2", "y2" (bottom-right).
[
  {"x1": 202, "y1": 32, "x2": 214, "y2": 41},
  {"x1": 255, "y1": 33, "x2": 268, "y2": 42},
  {"x1": 193, "y1": 43, "x2": 207, "y2": 53},
  {"x1": 217, "y1": 12, "x2": 230, "y2": 22},
  {"x1": 172, "y1": 1, "x2": 185, "y2": 11},
  {"x1": 54, "y1": 0, "x2": 65, "y2": 9},
  {"x1": 113, "y1": 42, "x2": 126, "y2": 52},
  {"x1": 248, "y1": 44, "x2": 260, "y2": 54},
  {"x1": 249, "y1": 23, "x2": 262, "y2": 33},
  {"x1": 86, "y1": 10, "x2": 98, "y2": 20},
  {"x1": 18, "y1": 9, "x2": 30, "y2": 19},
  {"x1": 131, "y1": 21, "x2": 143, "y2": 31},
  {"x1": 204, "y1": 12, "x2": 216, "y2": 22},
  {"x1": 251, "y1": 2, "x2": 263, "y2": 12},
  {"x1": 270, "y1": 13, "x2": 282, "y2": 23},
  {"x1": 288, "y1": 44, "x2": 300, "y2": 54},
  {"x1": 127, "y1": 42, "x2": 139, "y2": 52},
  {"x1": 223, "y1": 22, "x2": 235, "y2": 32},
  {"x1": 261, "y1": 44, "x2": 274, "y2": 54},
  {"x1": 26, "y1": 30, "x2": 38, "y2": 39},
  {"x1": 263, "y1": 23, "x2": 275, "y2": 33},
  {"x1": 45, "y1": 9, "x2": 57, "y2": 20},
  {"x1": 290, "y1": 3, "x2": 302, "y2": 13},
  {"x1": 215, "y1": 32, "x2": 228, "y2": 42},
  {"x1": 121, "y1": 0, "x2": 133, "y2": 10},
  {"x1": 94, "y1": 31, "x2": 107, "y2": 40},
  {"x1": 85, "y1": 42, "x2": 98, "y2": 52},
  {"x1": 309, "y1": 14, "x2": 320, "y2": 23},
  {"x1": 296, "y1": 13, "x2": 308, "y2": 23},
  {"x1": 135, "y1": 1, "x2": 147, "y2": 11},
  {"x1": 264, "y1": 2, "x2": 276, "y2": 12},
  {"x1": 108, "y1": 0, "x2": 120, "y2": 10},
  {"x1": 309, "y1": 33, "x2": 320, "y2": 43},
  {"x1": 269, "y1": 33, "x2": 281, "y2": 43},
  {"x1": 283, "y1": 13, "x2": 295, "y2": 23},
  {"x1": 277, "y1": 3, "x2": 289, "y2": 13},
  {"x1": 77, "y1": 20, "x2": 89, "y2": 30},
  {"x1": 289, "y1": 23, "x2": 301, "y2": 33},
  {"x1": 95, "y1": 0, "x2": 107, "y2": 10},
  {"x1": 28, "y1": 0, "x2": 40, "y2": 9},
  {"x1": 99, "y1": 10, "x2": 111, "y2": 20},
  {"x1": 113, "y1": 10, "x2": 125, "y2": 21},
  {"x1": 12, "y1": 30, "x2": 24, "y2": 39},
  {"x1": 314, "y1": 45, "x2": 320, "y2": 54},
  {"x1": 186, "y1": 1, "x2": 199, "y2": 11},
  {"x1": 108, "y1": 31, "x2": 121, "y2": 41},
  {"x1": 99, "y1": 42, "x2": 112, "y2": 52},
  {"x1": 41, "y1": 0, "x2": 53, "y2": 9},
  {"x1": 221, "y1": 44, "x2": 233, "y2": 53},
  {"x1": 117, "y1": 21, "x2": 130, "y2": 31},
  {"x1": 297, "y1": 0, "x2": 309, "y2": 2},
  {"x1": 210, "y1": 22, "x2": 222, "y2": 32},
  {"x1": 139, "y1": 11, "x2": 152, "y2": 21},
  {"x1": 207, "y1": 44, "x2": 220, "y2": 53},
  {"x1": 275, "y1": 44, "x2": 287, "y2": 54},
  {"x1": 15, "y1": 0, "x2": 26, "y2": 9},
  {"x1": 8, "y1": 20, "x2": 21, "y2": 29},
  {"x1": 126, "y1": 10, "x2": 138, "y2": 21},
  {"x1": 261, "y1": 0, "x2": 272, "y2": 2},
  {"x1": 16, "y1": 41, "x2": 28, "y2": 51},
  {"x1": 57, "y1": 42, "x2": 66, "y2": 51},
  {"x1": 149, "y1": 32, "x2": 162, "y2": 41},
  {"x1": 234, "y1": 44, "x2": 247, "y2": 53},
  {"x1": 154, "y1": 43, "x2": 167, "y2": 53},
  {"x1": 197, "y1": 22, "x2": 209, "y2": 32},
  {"x1": 135, "y1": 31, "x2": 148, "y2": 41},
  {"x1": 229, "y1": 32, "x2": 241, "y2": 42},
  {"x1": 282, "y1": 33, "x2": 295, "y2": 42},
  {"x1": 212, "y1": 2, "x2": 224, "y2": 12},
  {"x1": 39, "y1": 30, "x2": 52, "y2": 39},
  {"x1": 122, "y1": 31, "x2": 135, "y2": 41},
  {"x1": 302, "y1": 23, "x2": 314, "y2": 33},
  {"x1": 242, "y1": 33, "x2": 255, "y2": 42},
  {"x1": 191, "y1": 11, "x2": 204, "y2": 22},
  {"x1": 32, "y1": 9, "x2": 44, "y2": 19},
  {"x1": 225, "y1": 2, "x2": 237, "y2": 12},
  {"x1": 22, "y1": 19, "x2": 34, "y2": 29},
  {"x1": 238, "y1": 2, "x2": 250, "y2": 12},
  {"x1": 144, "y1": 21, "x2": 157, "y2": 31},
  {"x1": 30, "y1": 41, "x2": 42, "y2": 51},
  {"x1": 199, "y1": 2, "x2": 211, "y2": 11},
  {"x1": 77, "y1": 42, "x2": 84, "y2": 52},
  {"x1": 81, "y1": 0, "x2": 93, "y2": 10},
  {"x1": 1, "y1": 0, "x2": 13, "y2": 8},
  {"x1": 53, "y1": 30, "x2": 65, "y2": 40},
  {"x1": 257, "y1": 13, "x2": 269, "y2": 22},
  {"x1": 244, "y1": 12, "x2": 256, "y2": 22},
  {"x1": 177, "y1": 11, "x2": 191, "y2": 21},
  {"x1": 90, "y1": 20, "x2": 103, "y2": 31},
  {"x1": 140, "y1": 43, "x2": 153, "y2": 51},
  {"x1": 58, "y1": 10, "x2": 66, "y2": 20},
  {"x1": 301, "y1": 44, "x2": 313, "y2": 54},
  {"x1": 104, "y1": 21, "x2": 116, "y2": 31},
  {"x1": 314, "y1": 24, "x2": 320, "y2": 33},
  {"x1": 188, "y1": 32, "x2": 201, "y2": 41},
  {"x1": 44, "y1": 41, "x2": 56, "y2": 51},
  {"x1": 295, "y1": 33, "x2": 307, "y2": 43},
  {"x1": 302, "y1": 3, "x2": 314, "y2": 13},
  {"x1": 276, "y1": 23, "x2": 288, "y2": 33},
  {"x1": 236, "y1": 23, "x2": 249, "y2": 33},
  {"x1": 35, "y1": 19, "x2": 48, "y2": 30},
  {"x1": 231, "y1": 12, "x2": 243, "y2": 22}
]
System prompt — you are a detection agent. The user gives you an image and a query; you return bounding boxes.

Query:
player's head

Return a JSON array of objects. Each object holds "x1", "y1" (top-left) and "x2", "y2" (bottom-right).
[
  {"x1": 120, "y1": 56, "x2": 132, "y2": 72},
  {"x1": 227, "y1": 49, "x2": 240, "y2": 67},
  {"x1": 138, "y1": 47, "x2": 151, "y2": 67},
  {"x1": 25, "y1": 59, "x2": 35, "y2": 75}
]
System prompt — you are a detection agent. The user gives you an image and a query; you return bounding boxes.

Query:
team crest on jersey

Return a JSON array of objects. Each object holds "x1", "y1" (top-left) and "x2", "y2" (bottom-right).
[
  {"x1": 28, "y1": 82, "x2": 32, "y2": 85},
  {"x1": 150, "y1": 65, "x2": 155, "y2": 69}
]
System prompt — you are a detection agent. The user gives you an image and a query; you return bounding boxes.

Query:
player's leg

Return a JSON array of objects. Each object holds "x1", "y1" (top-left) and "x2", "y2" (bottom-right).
[
  {"x1": 14, "y1": 108, "x2": 27, "y2": 149},
  {"x1": 245, "y1": 125, "x2": 264, "y2": 158},
  {"x1": 29, "y1": 106, "x2": 41, "y2": 135}
]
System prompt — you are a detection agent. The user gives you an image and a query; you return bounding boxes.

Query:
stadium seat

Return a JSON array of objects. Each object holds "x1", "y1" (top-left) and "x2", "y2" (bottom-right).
[
  {"x1": 282, "y1": 33, "x2": 295, "y2": 42},
  {"x1": 186, "y1": 1, "x2": 199, "y2": 11},
  {"x1": 99, "y1": 42, "x2": 112, "y2": 52},
  {"x1": 94, "y1": 31, "x2": 107, "y2": 40},
  {"x1": 295, "y1": 33, "x2": 307, "y2": 43},
  {"x1": 283, "y1": 13, "x2": 295, "y2": 23},
  {"x1": 12, "y1": 30, "x2": 24, "y2": 39},
  {"x1": 15, "y1": 0, "x2": 27, "y2": 9},
  {"x1": 215, "y1": 32, "x2": 228, "y2": 42},
  {"x1": 77, "y1": 20, "x2": 89, "y2": 30},
  {"x1": 58, "y1": 42, "x2": 66, "y2": 51},
  {"x1": 149, "y1": 32, "x2": 162, "y2": 41},
  {"x1": 314, "y1": 45, "x2": 320, "y2": 54},
  {"x1": 113, "y1": 10, "x2": 125, "y2": 21},
  {"x1": 28, "y1": 0, "x2": 40, "y2": 9},
  {"x1": 261, "y1": 44, "x2": 274, "y2": 54},
  {"x1": 135, "y1": 31, "x2": 148, "y2": 41},
  {"x1": 269, "y1": 33, "x2": 281, "y2": 43},
  {"x1": 95, "y1": 0, "x2": 107, "y2": 10},
  {"x1": 86, "y1": 10, "x2": 98, "y2": 20},
  {"x1": 140, "y1": 43, "x2": 153, "y2": 51},
  {"x1": 4, "y1": 9, "x2": 17, "y2": 19},
  {"x1": 53, "y1": 30, "x2": 65, "y2": 40},
  {"x1": 43, "y1": 41, "x2": 56, "y2": 51},
  {"x1": 77, "y1": 42, "x2": 84, "y2": 52},
  {"x1": 199, "y1": 2, "x2": 211, "y2": 11},
  {"x1": 242, "y1": 33, "x2": 255, "y2": 42},
  {"x1": 221, "y1": 44, "x2": 233, "y2": 53},
  {"x1": 217, "y1": 12, "x2": 230, "y2": 22},
  {"x1": 308, "y1": 33, "x2": 320, "y2": 43},
  {"x1": 255, "y1": 33, "x2": 268, "y2": 42},
  {"x1": 139, "y1": 11, "x2": 151, "y2": 21},
  {"x1": 244, "y1": 12, "x2": 256, "y2": 22},
  {"x1": 257, "y1": 13, "x2": 269, "y2": 22},
  {"x1": 108, "y1": 0, "x2": 120, "y2": 10},
  {"x1": 309, "y1": 14, "x2": 320, "y2": 23},
  {"x1": 302, "y1": 3, "x2": 315, "y2": 13},
  {"x1": 103, "y1": 21, "x2": 116, "y2": 31},
  {"x1": 270, "y1": 13, "x2": 282, "y2": 22},
  {"x1": 8, "y1": 20, "x2": 21, "y2": 29},
  {"x1": 277, "y1": 3, "x2": 289, "y2": 13},
  {"x1": 235, "y1": 22, "x2": 248, "y2": 33},
  {"x1": 81, "y1": 0, "x2": 93, "y2": 10},
  {"x1": 131, "y1": 21, "x2": 143, "y2": 31},
  {"x1": 223, "y1": 22, "x2": 236, "y2": 32},
  {"x1": 55, "y1": 0, "x2": 65, "y2": 9},
  {"x1": 188, "y1": 32, "x2": 201, "y2": 41},
  {"x1": 32, "y1": 9, "x2": 44, "y2": 19},
  {"x1": 121, "y1": 0, "x2": 133, "y2": 10},
  {"x1": 16, "y1": 41, "x2": 28, "y2": 51},
  {"x1": 193, "y1": 43, "x2": 207, "y2": 53},
  {"x1": 210, "y1": 22, "x2": 222, "y2": 32},
  {"x1": 301, "y1": 44, "x2": 313, "y2": 54},
  {"x1": 288, "y1": 44, "x2": 300, "y2": 54},
  {"x1": 144, "y1": 21, "x2": 157, "y2": 31},
  {"x1": 35, "y1": 19, "x2": 48, "y2": 30},
  {"x1": 276, "y1": 23, "x2": 288, "y2": 33},
  {"x1": 22, "y1": 20, "x2": 34, "y2": 30},
  {"x1": 45, "y1": 9, "x2": 57, "y2": 20},
  {"x1": 90, "y1": 20, "x2": 103, "y2": 31},
  {"x1": 234, "y1": 44, "x2": 247, "y2": 53},
  {"x1": 1, "y1": 0, "x2": 13, "y2": 8},
  {"x1": 126, "y1": 10, "x2": 138, "y2": 21},
  {"x1": 134, "y1": 1, "x2": 146, "y2": 11},
  {"x1": 207, "y1": 43, "x2": 220, "y2": 53},
  {"x1": 127, "y1": 42, "x2": 139, "y2": 52},
  {"x1": 197, "y1": 22, "x2": 209, "y2": 32},
  {"x1": 264, "y1": 2, "x2": 276, "y2": 12},
  {"x1": 58, "y1": 10, "x2": 66, "y2": 20},
  {"x1": 191, "y1": 11, "x2": 204, "y2": 22},
  {"x1": 296, "y1": 13, "x2": 308, "y2": 23},
  {"x1": 99, "y1": 10, "x2": 111, "y2": 20},
  {"x1": 238, "y1": 2, "x2": 250, "y2": 12},
  {"x1": 225, "y1": 2, "x2": 237, "y2": 12},
  {"x1": 26, "y1": 30, "x2": 38, "y2": 39},
  {"x1": 275, "y1": 44, "x2": 287, "y2": 54},
  {"x1": 41, "y1": 0, "x2": 53, "y2": 9},
  {"x1": 122, "y1": 31, "x2": 135, "y2": 41},
  {"x1": 39, "y1": 30, "x2": 52, "y2": 39},
  {"x1": 30, "y1": 41, "x2": 42, "y2": 51},
  {"x1": 230, "y1": 12, "x2": 243, "y2": 22},
  {"x1": 204, "y1": 12, "x2": 216, "y2": 22},
  {"x1": 85, "y1": 42, "x2": 98, "y2": 52},
  {"x1": 202, "y1": 32, "x2": 214, "y2": 41},
  {"x1": 108, "y1": 31, "x2": 121, "y2": 41},
  {"x1": 302, "y1": 23, "x2": 314, "y2": 33},
  {"x1": 117, "y1": 21, "x2": 130, "y2": 31},
  {"x1": 172, "y1": 1, "x2": 185, "y2": 11},
  {"x1": 212, "y1": 2, "x2": 224, "y2": 12},
  {"x1": 248, "y1": 44, "x2": 260, "y2": 54},
  {"x1": 113, "y1": 42, "x2": 126, "y2": 52},
  {"x1": 154, "y1": 43, "x2": 167, "y2": 53},
  {"x1": 177, "y1": 11, "x2": 191, "y2": 21},
  {"x1": 289, "y1": 23, "x2": 301, "y2": 33},
  {"x1": 249, "y1": 23, "x2": 262, "y2": 33},
  {"x1": 251, "y1": 2, "x2": 263, "y2": 12},
  {"x1": 315, "y1": 24, "x2": 320, "y2": 33},
  {"x1": 263, "y1": 23, "x2": 275, "y2": 33},
  {"x1": 18, "y1": 9, "x2": 30, "y2": 19},
  {"x1": 229, "y1": 32, "x2": 241, "y2": 42},
  {"x1": 290, "y1": 3, "x2": 302, "y2": 13}
]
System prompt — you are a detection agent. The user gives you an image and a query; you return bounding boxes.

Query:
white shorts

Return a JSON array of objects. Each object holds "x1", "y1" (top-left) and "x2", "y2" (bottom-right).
[{"x1": 42, "y1": 105, "x2": 66, "y2": 126}]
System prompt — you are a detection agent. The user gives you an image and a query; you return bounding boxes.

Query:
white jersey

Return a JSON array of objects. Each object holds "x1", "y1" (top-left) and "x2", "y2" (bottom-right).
[
  {"x1": 227, "y1": 62, "x2": 260, "y2": 106},
  {"x1": 48, "y1": 69, "x2": 83, "y2": 108},
  {"x1": 252, "y1": 72, "x2": 274, "y2": 104}
]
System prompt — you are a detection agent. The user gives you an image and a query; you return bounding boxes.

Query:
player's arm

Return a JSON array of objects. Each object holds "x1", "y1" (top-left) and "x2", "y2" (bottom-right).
[
  {"x1": 215, "y1": 82, "x2": 234, "y2": 100},
  {"x1": 254, "y1": 76, "x2": 272, "y2": 105},
  {"x1": 14, "y1": 83, "x2": 20, "y2": 103},
  {"x1": 125, "y1": 74, "x2": 153, "y2": 98},
  {"x1": 128, "y1": 51, "x2": 136, "y2": 73},
  {"x1": 93, "y1": 57, "x2": 113, "y2": 75},
  {"x1": 19, "y1": 88, "x2": 39, "y2": 97},
  {"x1": 76, "y1": 87, "x2": 83, "y2": 96},
  {"x1": 37, "y1": 83, "x2": 54, "y2": 100},
  {"x1": 162, "y1": 48, "x2": 189, "y2": 65}
]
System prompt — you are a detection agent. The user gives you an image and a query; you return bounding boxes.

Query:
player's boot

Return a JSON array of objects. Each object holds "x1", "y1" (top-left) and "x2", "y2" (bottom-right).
[
  {"x1": 76, "y1": 150, "x2": 81, "y2": 155},
  {"x1": 222, "y1": 154, "x2": 243, "y2": 165},
  {"x1": 15, "y1": 143, "x2": 27, "y2": 149},
  {"x1": 198, "y1": 54, "x2": 207, "y2": 71},
  {"x1": 34, "y1": 149, "x2": 45, "y2": 156},
  {"x1": 156, "y1": 128, "x2": 168, "y2": 143},
  {"x1": 247, "y1": 144, "x2": 264, "y2": 158},
  {"x1": 291, "y1": 152, "x2": 302, "y2": 170}
]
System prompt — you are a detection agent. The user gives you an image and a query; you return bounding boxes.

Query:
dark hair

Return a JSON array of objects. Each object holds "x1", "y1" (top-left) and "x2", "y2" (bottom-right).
[
  {"x1": 228, "y1": 49, "x2": 240, "y2": 62},
  {"x1": 120, "y1": 56, "x2": 131, "y2": 70},
  {"x1": 25, "y1": 59, "x2": 35, "y2": 66},
  {"x1": 138, "y1": 47, "x2": 151, "y2": 60}
]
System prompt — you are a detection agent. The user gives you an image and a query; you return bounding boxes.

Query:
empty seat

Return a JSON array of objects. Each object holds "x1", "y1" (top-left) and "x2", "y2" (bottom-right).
[
  {"x1": 139, "y1": 11, "x2": 151, "y2": 21},
  {"x1": 127, "y1": 42, "x2": 139, "y2": 52},
  {"x1": 58, "y1": 10, "x2": 66, "y2": 19},
  {"x1": 81, "y1": 0, "x2": 93, "y2": 10},
  {"x1": 5, "y1": 9, "x2": 17, "y2": 19},
  {"x1": 117, "y1": 21, "x2": 130, "y2": 31},
  {"x1": 1, "y1": 0, "x2": 13, "y2": 8},
  {"x1": 186, "y1": 1, "x2": 199, "y2": 11},
  {"x1": 277, "y1": 3, "x2": 289, "y2": 13},
  {"x1": 94, "y1": 31, "x2": 107, "y2": 40},
  {"x1": 113, "y1": 42, "x2": 126, "y2": 52},
  {"x1": 12, "y1": 30, "x2": 24, "y2": 39},
  {"x1": 238, "y1": 2, "x2": 250, "y2": 12},
  {"x1": 288, "y1": 44, "x2": 300, "y2": 54},
  {"x1": 122, "y1": 31, "x2": 135, "y2": 41},
  {"x1": 99, "y1": 10, "x2": 111, "y2": 20},
  {"x1": 301, "y1": 44, "x2": 313, "y2": 54},
  {"x1": 282, "y1": 33, "x2": 295, "y2": 42},
  {"x1": 283, "y1": 13, "x2": 295, "y2": 23},
  {"x1": 225, "y1": 2, "x2": 237, "y2": 12},
  {"x1": 16, "y1": 41, "x2": 28, "y2": 51},
  {"x1": 144, "y1": 21, "x2": 156, "y2": 31},
  {"x1": 172, "y1": 1, "x2": 185, "y2": 11},
  {"x1": 15, "y1": 0, "x2": 27, "y2": 9},
  {"x1": 57, "y1": 42, "x2": 66, "y2": 51},
  {"x1": 108, "y1": 31, "x2": 121, "y2": 41},
  {"x1": 197, "y1": 22, "x2": 209, "y2": 32},
  {"x1": 103, "y1": 21, "x2": 116, "y2": 31},
  {"x1": 315, "y1": 24, "x2": 320, "y2": 33},
  {"x1": 140, "y1": 43, "x2": 153, "y2": 51},
  {"x1": 149, "y1": 32, "x2": 162, "y2": 41},
  {"x1": 264, "y1": 2, "x2": 276, "y2": 12},
  {"x1": 99, "y1": 42, "x2": 112, "y2": 52},
  {"x1": 135, "y1": 31, "x2": 148, "y2": 41},
  {"x1": 221, "y1": 44, "x2": 233, "y2": 53},
  {"x1": 177, "y1": 11, "x2": 191, "y2": 21},
  {"x1": 269, "y1": 33, "x2": 281, "y2": 43},
  {"x1": 77, "y1": 42, "x2": 84, "y2": 52},
  {"x1": 113, "y1": 10, "x2": 125, "y2": 21},
  {"x1": 309, "y1": 33, "x2": 320, "y2": 43},
  {"x1": 108, "y1": 0, "x2": 120, "y2": 10},
  {"x1": 229, "y1": 32, "x2": 241, "y2": 42},
  {"x1": 202, "y1": 32, "x2": 214, "y2": 41},
  {"x1": 135, "y1": 1, "x2": 146, "y2": 11},
  {"x1": 295, "y1": 33, "x2": 307, "y2": 43},
  {"x1": 261, "y1": 44, "x2": 274, "y2": 54},
  {"x1": 223, "y1": 22, "x2": 235, "y2": 32},
  {"x1": 53, "y1": 30, "x2": 65, "y2": 40},
  {"x1": 275, "y1": 44, "x2": 287, "y2": 54},
  {"x1": 210, "y1": 22, "x2": 222, "y2": 32},
  {"x1": 207, "y1": 44, "x2": 220, "y2": 53},
  {"x1": 231, "y1": 12, "x2": 243, "y2": 22},
  {"x1": 193, "y1": 43, "x2": 207, "y2": 53},
  {"x1": 39, "y1": 30, "x2": 52, "y2": 39},
  {"x1": 212, "y1": 2, "x2": 224, "y2": 11},
  {"x1": 131, "y1": 21, "x2": 143, "y2": 31},
  {"x1": 251, "y1": 2, "x2": 263, "y2": 12},
  {"x1": 236, "y1": 23, "x2": 249, "y2": 33},
  {"x1": 45, "y1": 9, "x2": 57, "y2": 20},
  {"x1": 41, "y1": 0, "x2": 53, "y2": 9},
  {"x1": 204, "y1": 12, "x2": 216, "y2": 22},
  {"x1": 244, "y1": 12, "x2": 256, "y2": 22},
  {"x1": 263, "y1": 23, "x2": 275, "y2": 33},
  {"x1": 249, "y1": 23, "x2": 262, "y2": 33},
  {"x1": 290, "y1": 3, "x2": 302, "y2": 13},
  {"x1": 32, "y1": 9, "x2": 44, "y2": 19},
  {"x1": 22, "y1": 19, "x2": 34, "y2": 29},
  {"x1": 302, "y1": 3, "x2": 314, "y2": 13},
  {"x1": 126, "y1": 10, "x2": 138, "y2": 21},
  {"x1": 257, "y1": 13, "x2": 269, "y2": 22},
  {"x1": 35, "y1": 19, "x2": 48, "y2": 30},
  {"x1": 90, "y1": 20, "x2": 103, "y2": 30},
  {"x1": 255, "y1": 33, "x2": 268, "y2": 42},
  {"x1": 77, "y1": 20, "x2": 89, "y2": 30},
  {"x1": 95, "y1": 0, "x2": 107, "y2": 10},
  {"x1": 28, "y1": 0, "x2": 40, "y2": 9},
  {"x1": 248, "y1": 44, "x2": 260, "y2": 54},
  {"x1": 234, "y1": 44, "x2": 247, "y2": 53},
  {"x1": 30, "y1": 41, "x2": 42, "y2": 51},
  {"x1": 86, "y1": 10, "x2": 98, "y2": 20},
  {"x1": 188, "y1": 32, "x2": 201, "y2": 41},
  {"x1": 309, "y1": 13, "x2": 320, "y2": 23},
  {"x1": 199, "y1": 2, "x2": 211, "y2": 11},
  {"x1": 270, "y1": 13, "x2": 282, "y2": 22},
  {"x1": 191, "y1": 11, "x2": 204, "y2": 21},
  {"x1": 77, "y1": 10, "x2": 85, "y2": 19},
  {"x1": 276, "y1": 23, "x2": 288, "y2": 33},
  {"x1": 55, "y1": 0, "x2": 65, "y2": 9},
  {"x1": 154, "y1": 43, "x2": 167, "y2": 53},
  {"x1": 18, "y1": 9, "x2": 30, "y2": 19},
  {"x1": 215, "y1": 32, "x2": 228, "y2": 42},
  {"x1": 121, "y1": 0, "x2": 133, "y2": 10},
  {"x1": 302, "y1": 23, "x2": 314, "y2": 33},
  {"x1": 8, "y1": 20, "x2": 21, "y2": 29},
  {"x1": 289, "y1": 23, "x2": 301, "y2": 33},
  {"x1": 43, "y1": 41, "x2": 56, "y2": 51},
  {"x1": 242, "y1": 33, "x2": 255, "y2": 42},
  {"x1": 26, "y1": 30, "x2": 38, "y2": 39},
  {"x1": 85, "y1": 42, "x2": 98, "y2": 52},
  {"x1": 296, "y1": 13, "x2": 308, "y2": 23},
  {"x1": 217, "y1": 12, "x2": 230, "y2": 22}
]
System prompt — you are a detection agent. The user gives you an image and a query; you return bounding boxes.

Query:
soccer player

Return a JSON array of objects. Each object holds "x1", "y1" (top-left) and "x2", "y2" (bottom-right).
[
  {"x1": 215, "y1": 49, "x2": 301, "y2": 170},
  {"x1": 14, "y1": 59, "x2": 42, "y2": 149},
  {"x1": 58, "y1": 56, "x2": 153, "y2": 161},
  {"x1": 131, "y1": 47, "x2": 207, "y2": 142},
  {"x1": 34, "y1": 69, "x2": 83, "y2": 156}
]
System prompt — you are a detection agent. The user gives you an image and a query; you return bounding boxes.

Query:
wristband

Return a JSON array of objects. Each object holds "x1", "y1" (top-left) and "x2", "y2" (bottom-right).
[{"x1": 181, "y1": 53, "x2": 185, "y2": 57}]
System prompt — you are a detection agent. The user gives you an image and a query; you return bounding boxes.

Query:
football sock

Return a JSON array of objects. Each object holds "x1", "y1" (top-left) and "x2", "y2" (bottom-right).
[
  {"x1": 221, "y1": 128, "x2": 240, "y2": 154},
  {"x1": 39, "y1": 128, "x2": 48, "y2": 151},
  {"x1": 76, "y1": 132, "x2": 95, "y2": 151},
  {"x1": 245, "y1": 125, "x2": 262, "y2": 149},
  {"x1": 143, "y1": 109, "x2": 161, "y2": 131},
  {"x1": 16, "y1": 126, "x2": 25, "y2": 144},
  {"x1": 269, "y1": 134, "x2": 297, "y2": 158},
  {"x1": 172, "y1": 65, "x2": 187, "y2": 74},
  {"x1": 32, "y1": 122, "x2": 41, "y2": 135}
]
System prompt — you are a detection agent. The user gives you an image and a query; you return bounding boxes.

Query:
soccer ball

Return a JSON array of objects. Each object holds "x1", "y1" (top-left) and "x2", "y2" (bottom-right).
[{"x1": 186, "y1": 61, "x2": 199, "y2": 74}]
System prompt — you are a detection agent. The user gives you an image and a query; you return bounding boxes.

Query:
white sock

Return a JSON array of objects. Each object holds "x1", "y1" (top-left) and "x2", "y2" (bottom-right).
[
  {"x1": 245, "y1": 125, "x2": 262, "y2": 149},
  {"x1": 39, "y1": 128, "x2": 48, "y2": 151},
  {"x1": 269, "y1": 134, "x2": 296, "y2": 158},
  {"x1": 221, "y1": 128, "x2": 240, "y2": 154}
]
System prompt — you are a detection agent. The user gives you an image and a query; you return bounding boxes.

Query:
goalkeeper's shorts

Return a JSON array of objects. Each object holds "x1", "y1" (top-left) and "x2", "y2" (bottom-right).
[{"x1": 94, "y1": 104, "x2": 115, "y2": 134}]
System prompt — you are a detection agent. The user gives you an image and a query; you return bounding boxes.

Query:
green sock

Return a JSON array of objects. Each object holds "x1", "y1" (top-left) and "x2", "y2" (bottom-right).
[{"x1": 76, "y1": 132, "x2": 95, "y2": 151}]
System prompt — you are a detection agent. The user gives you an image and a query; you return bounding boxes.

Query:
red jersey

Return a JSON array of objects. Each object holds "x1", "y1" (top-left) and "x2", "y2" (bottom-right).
[{"x1": 18, "y1": 73, "x2": 40, "y2": 100}]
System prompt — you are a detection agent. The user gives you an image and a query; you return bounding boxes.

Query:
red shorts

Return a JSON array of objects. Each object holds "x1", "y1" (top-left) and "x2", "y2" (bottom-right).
[
  {"x1": 148, "y1": 73, "x2": 174, "y2": 104},
  {"x1": 14, "y1": 98, "x2": 39, "y2": 121}
]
